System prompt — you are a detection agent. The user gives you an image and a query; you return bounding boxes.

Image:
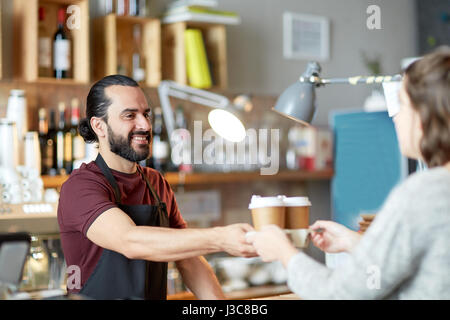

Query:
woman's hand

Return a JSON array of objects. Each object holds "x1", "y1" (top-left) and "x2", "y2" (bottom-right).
[
  {"x1": 309, "y1": 220, "x2": 362, "y2": 253},
  {"x1": 245, "y1": 225, "x2": 299, "y2": 267}
]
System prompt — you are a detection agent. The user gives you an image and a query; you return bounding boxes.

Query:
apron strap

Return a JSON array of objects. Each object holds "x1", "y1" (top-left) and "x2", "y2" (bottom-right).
[
  {"x1": 95, "y1": 154, "x2": 122, "y2": 205},
  {"x1": 95, "y1": 154, "x2": 164, "y2": 209},
  {"x1": 136, "y1": 165, "x2": 162, "y2": 207}
]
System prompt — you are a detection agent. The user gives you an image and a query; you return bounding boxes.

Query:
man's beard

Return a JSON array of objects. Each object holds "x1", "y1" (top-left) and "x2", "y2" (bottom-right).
[{"x1": 107, "y1": 124, "x2": 151, "y2": 162}]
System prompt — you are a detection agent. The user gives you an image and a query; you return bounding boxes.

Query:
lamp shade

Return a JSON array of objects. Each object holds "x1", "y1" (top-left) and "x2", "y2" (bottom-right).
[{"x1": 272, "y1": 81, "x2": 316, "y2": 125}]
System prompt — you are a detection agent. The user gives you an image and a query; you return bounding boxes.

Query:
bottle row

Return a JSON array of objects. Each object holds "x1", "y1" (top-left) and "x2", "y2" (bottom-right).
[
  {"x1": 38, "y1": 5, "x2": 149, "y2": 83},
  {"x1": 1, "y1": 87, "x2": 193, "y2": 179},
  {"x1": 100, "y1": 0, "x2": 151, "y2": 17},
  {"x1": 38, "y1": 99, "x2": 86, "y2": 176},
  {"x1": 37, "y1": 104, "x2": 191, "y2": 176},
  {"x1": 139, "y1": 105, "x2": 192, "y2": 174}
]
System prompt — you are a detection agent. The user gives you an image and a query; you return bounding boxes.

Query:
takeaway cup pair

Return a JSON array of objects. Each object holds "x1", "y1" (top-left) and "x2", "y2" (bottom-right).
[{"x1": 248, "y1": 195, "x2": 312, "y2": 248}]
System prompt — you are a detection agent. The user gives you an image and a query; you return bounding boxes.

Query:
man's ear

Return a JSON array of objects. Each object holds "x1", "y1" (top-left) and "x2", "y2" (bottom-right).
[{"x1": 90, "y1": 117, "x2": 107, "y2": 140}]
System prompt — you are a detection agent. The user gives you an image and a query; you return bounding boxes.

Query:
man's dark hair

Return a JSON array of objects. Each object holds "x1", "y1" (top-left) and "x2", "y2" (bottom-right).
[{"x1": 79, "y1": 75, "x2": 140, "y2": 143}]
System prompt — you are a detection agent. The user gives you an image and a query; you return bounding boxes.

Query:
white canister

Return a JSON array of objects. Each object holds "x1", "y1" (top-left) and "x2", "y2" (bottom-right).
[
  {"x1": 0, "y1": 119, "x2": 19, "y2": 168},
  {"x1": 24, "y1": 131, "x2": 42, "y2": 175},
  {"x1": 6, "y1": 90, "x2": 28, "y2": 166}
]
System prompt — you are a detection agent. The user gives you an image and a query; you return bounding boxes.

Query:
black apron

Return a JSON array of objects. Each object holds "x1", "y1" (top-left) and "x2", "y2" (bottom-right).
[{"x1": 79, "y1": 154, "x2": 169, "y2": 300}]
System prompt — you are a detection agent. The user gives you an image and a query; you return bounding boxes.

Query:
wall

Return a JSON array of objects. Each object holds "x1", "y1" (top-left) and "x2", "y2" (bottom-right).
[
  {"x1": 1, "y1": 0, "x2": 419, "y2": 124},
  {"x1": 142, "y1": 0, "x2": 418, "y2": 126},
  {"x1": 417, "y1": 0, "x2": 450, "y2": 54},
  {"x1": 0, "y1": 0, "x2": 419, "y2": 263}
]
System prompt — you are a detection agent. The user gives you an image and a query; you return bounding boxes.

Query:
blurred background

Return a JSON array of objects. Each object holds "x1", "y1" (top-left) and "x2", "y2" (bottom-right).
[{"x1": 0, "y1": 0, "x2": 448, "y2": 299}]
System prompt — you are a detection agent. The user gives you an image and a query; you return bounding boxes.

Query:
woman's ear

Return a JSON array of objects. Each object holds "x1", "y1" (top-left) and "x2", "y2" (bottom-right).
[{"x1": 90, "y1": 117, "x2": 107, "y2": 140}]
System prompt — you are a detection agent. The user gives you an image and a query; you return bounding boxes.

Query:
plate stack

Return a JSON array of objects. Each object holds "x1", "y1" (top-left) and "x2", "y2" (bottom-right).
[{"x1": 358, "y1": 214, "x2": 376, "y2": 234}]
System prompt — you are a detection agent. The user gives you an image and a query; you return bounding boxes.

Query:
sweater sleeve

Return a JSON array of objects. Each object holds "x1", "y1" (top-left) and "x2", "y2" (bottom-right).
[{"x1": 286, "y1": 186, "x2": 417, "y2": 299}]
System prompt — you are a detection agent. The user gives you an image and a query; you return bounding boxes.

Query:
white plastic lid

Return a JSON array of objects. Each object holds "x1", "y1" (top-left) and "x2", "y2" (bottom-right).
[
  {"x1": 282, "y1": 196, "x2": 311, "y2": 207},
  {"x1": 248, "y1": 195, "x2": 285, "y2": 209},
  {"x1": 10, "y1": 89, "x2": 25, "y2": 97}
]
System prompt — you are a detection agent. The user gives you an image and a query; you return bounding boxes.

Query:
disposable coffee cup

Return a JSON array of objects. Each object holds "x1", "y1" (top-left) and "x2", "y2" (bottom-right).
[
  {"x1": 248, "y1": 196, "x2": 285, "y2": 230},
  {"x1": 284, "y1": 229, "x2": 310, "y2": 248},
  {"x1": 280, "y1": 196, "x2": 311, "y2": 229}
]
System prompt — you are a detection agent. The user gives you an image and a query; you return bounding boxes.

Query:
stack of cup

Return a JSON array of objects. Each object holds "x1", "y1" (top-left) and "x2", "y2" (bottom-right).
[{"x1": 248, "y1": 195, "x2": 312, "y2": 248}]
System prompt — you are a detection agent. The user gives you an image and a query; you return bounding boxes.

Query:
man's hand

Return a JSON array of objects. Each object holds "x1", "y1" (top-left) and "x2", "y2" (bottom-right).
[
  {"x1": 245, "y1": 225, "x2": 299, "y2": 267},
  {"x1": 309, "y1": 220, "x2": 362, "y2": 253},
  {"x1": 215, "y1": 223, "x2": 257, "y2": 258}
]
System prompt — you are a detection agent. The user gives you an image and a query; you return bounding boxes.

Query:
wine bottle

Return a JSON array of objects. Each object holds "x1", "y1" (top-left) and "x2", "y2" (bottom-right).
[
  {"x1": 151, "y1": 107, "x2": 170, "y2": 173},
  {"x1": 64, "y1": 102, "x2": 73, "y2": 174},
  {"x1": 47, "y1": 110, "x2": 58, "y2": 176},
  {"x1": 38, "y1": 7, "x2": 52, "y2": 78},
  {"x1": 38, "y1": 108, "x2": 49, "y2": 174},
  {"x1": 138, "y1": 0, "x2": 148, "y2": 17},
  {"x1": 53, "y1": 8, "x2": 71, "y2": 79},
  {"x1": 129, "y1": 0, "x2": 138, "y2": 16},
  {"x1": 56, "y1": 102, "x2": 66, "y2": 174},
  {"x1": 115, "y1": 0, "x2": 127, "y2": 16},
  {"x1": 132, "y1": 24, "x2": 145, "y2": 82},
  {"x1": 70, "y1": 98, "x2": 86, "y2": 168}
]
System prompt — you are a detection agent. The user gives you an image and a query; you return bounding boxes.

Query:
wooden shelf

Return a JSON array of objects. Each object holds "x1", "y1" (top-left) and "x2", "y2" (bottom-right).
[
  {"x1": 162, "y1": 21, "x2": 228, "y2": 89},
  {"x1": 167, "y1": 284, "x2": 291, "y2": 300},
  {"x1": 13, "y1": 0, "x2": 90, "y2": 83},
  {"x1": 42, "y1": 174, "x2": 69, "y2": 189},
  {"x1": 42, "y1": 169, "x2": 333, "y2": 189},
  {"x1": 31, "y1": 77, "x2": 90, "y2": 86},
  {"x1": 164, "y1": 169, "x2": 334, "y2": 186},
  {"x1": 0, "y1": 203, "x2": 59, "y2": 234},
  {"x1": 93, "y1": 14, "x2": 161, "y2": 87}
]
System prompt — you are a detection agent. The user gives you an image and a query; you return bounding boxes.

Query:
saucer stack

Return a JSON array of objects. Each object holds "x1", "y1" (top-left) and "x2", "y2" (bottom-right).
[{"x1": 358, "y1": 214, "x2": 376, "y2": 234}]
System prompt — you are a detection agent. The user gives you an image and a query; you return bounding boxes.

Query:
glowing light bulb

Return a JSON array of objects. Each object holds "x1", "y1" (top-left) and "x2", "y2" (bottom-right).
[{"x1": 208, "y1": 109, "x2": 246, "y2": 143}]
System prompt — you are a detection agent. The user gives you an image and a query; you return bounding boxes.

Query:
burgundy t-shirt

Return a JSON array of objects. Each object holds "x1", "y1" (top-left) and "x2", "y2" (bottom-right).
[{"x1": 57, "y1": 161, "x2": 187, "y2": 294}]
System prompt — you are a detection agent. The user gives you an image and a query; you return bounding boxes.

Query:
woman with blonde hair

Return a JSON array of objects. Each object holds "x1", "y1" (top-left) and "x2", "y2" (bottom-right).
[{"x1": 247, "y1": 47, "x2": 450, "y2": 299}]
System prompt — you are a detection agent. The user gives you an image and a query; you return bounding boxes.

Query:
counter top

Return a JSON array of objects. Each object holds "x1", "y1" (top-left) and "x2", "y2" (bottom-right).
[
  {"x1": 253, "y1": 293, "x2": 301, "y2": 300},
  {"x1": 167, "y1": 284, "x2": 291, "y2": 300}
]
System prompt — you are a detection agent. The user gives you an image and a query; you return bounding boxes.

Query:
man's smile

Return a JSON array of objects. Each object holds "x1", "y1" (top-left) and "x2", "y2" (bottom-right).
[
  {"x1": 129, "y1": 131, "x2": 151, "y2": 146},
  {"x1": 131, "y1": 135, "x2": 150, "y2": 144}
]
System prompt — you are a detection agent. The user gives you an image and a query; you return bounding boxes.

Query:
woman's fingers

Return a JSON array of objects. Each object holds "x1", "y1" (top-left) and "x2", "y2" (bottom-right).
[{"x1": 310, "y1": 220, "x2": 325, "y2": 230}]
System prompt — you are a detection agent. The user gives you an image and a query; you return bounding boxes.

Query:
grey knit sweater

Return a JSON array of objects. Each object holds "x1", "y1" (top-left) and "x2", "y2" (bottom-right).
[{"x1": 287, "y1": 166, "x2": 450, "y2": 299}]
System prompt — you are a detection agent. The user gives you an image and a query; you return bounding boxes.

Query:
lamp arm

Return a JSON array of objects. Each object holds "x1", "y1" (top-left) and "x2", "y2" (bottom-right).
[
  {"x1": 158, "y1": 81, "x2": 176, "y2": 144},
  {"x1": 299, "y1": 74, "x2": 403, "y2": 86},
  {"x1": 158, "y1": 80, "x2": 232, "y2": 147}
]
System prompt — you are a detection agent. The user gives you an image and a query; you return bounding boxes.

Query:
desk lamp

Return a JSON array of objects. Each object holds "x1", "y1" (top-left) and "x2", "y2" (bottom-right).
[
  {"x1": 272, "y1": 62, "x2": 403, "y2": 125},
  {"x1": 158, "y1": 80, "x2": 247, "y2": 144}
]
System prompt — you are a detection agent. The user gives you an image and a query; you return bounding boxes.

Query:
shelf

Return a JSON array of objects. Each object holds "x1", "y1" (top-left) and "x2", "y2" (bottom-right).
[
  {"x1": 13, "y1": 0, "x2": 90, "y2": 83},
  {"x1": 0, "y1": 203, "x2": 57, "y2": 221},
  {"x1": 93, "y1": 14, "x2": 161, "y2": 87},
  {"x1": 42, "y1": 174, "x2": 69, "y2": 189},
  {"x1": 164, "y1": 169, "x2": 334, "y2": 185},
  {"x1": 41, "y1": 169, "x2": 334, "y2": 189},
  {"x1": 162, "y1": 21, "x2": 228, "y2": 89},
  {"x1": 0, "y1": 203, "x2": 59, "y2": 234},
  {"x1": 167, "y1": 284, "x2": 291, "y2": 300},
  {"x1": 31, "y1": 77, "x2": 90, "y2": 86}
]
